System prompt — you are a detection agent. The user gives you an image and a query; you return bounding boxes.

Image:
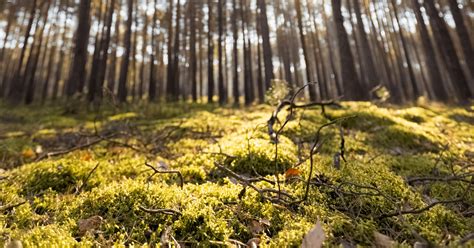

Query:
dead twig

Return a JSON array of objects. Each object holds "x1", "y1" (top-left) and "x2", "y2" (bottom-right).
[
  {"x1": 292, "y1": 115, "x2": 356, "y2": 205},
  {"x1": 407, "y1": 173, "x2": 474, "y2": 185},
  {"x1": 380, "y1": 177, "x2": 473, "y2": 219},
  {"x1": 145, "y1": 162, "x2": 184, "y2": 188},
  {"x1": 378, "y1": 198, "x2": 465, "y2": 219},
  {"x1": 35, "y1": 133, "x2": 117, "y2": 161},
  {"x1": 76, "y1": 163, "x2": 100, "y2": 193},
  {"x1": 0, "y1": 200, "x2": 27, "y2": 212},
  {"x1": 215, "y1": 163, "x2": 294, "y2": 205},
  {"x1": 459, "y1": 233, "x2": 474, "y2": 245},
  {"x1": 139, "y1": 205, "x2": 182, "y2": 216}
]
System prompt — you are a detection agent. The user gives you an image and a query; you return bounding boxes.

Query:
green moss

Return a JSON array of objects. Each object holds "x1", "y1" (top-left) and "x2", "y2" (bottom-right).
[
  {"x1": 215, "y1": 130, "x2": 297, "y2": 176},
  {"x1": 1, "y1": 102, "x2": 473, "y2": 246}
]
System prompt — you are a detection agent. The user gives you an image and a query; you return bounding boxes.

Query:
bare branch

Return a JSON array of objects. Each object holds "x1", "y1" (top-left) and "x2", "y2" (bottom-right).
[
  {"x1": 139, "y1": 205, "x2": 182, "y2": 216},
  {"x1": 145, "y1": 162, "x2": 184, "y2": 188},
  {"x1": 0, "y1": 201, "x2": 27, "y2": 212}
]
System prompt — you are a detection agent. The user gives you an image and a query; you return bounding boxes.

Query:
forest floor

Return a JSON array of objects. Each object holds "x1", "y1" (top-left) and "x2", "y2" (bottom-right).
[{"x1": 0, "y1": 100, "x2": 473, "y2": 247}]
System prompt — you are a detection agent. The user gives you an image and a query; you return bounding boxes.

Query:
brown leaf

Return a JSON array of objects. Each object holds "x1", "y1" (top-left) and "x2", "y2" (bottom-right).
[
  {"x1": 373, "y1": 231, "x2": 394, "y2": 248},
  {"x1": 5, "y1": 239, "x2": 23, "y2": 248},
  {"x1": 80, "y1": 151, "x2": 93, "y2": 161},
  {"x1": 301, "y1": 220, "x2": 326, "y2": 248},
  {"x1": 77, "y1": 215, "x2": 103, "y2": 236},
  {"x1": 285, "y1": 168, "x2": 302, "y2": 179},
  {"x1": 249, "y1": 220, "x2": 264, "y2": 235}
]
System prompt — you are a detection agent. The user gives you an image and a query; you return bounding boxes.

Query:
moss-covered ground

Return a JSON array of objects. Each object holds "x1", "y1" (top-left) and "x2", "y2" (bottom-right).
[{"x1": 0, "y1": 101, "x2": 473, "y2": 247}]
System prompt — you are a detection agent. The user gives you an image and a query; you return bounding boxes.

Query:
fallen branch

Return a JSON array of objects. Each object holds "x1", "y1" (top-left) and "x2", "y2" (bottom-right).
[
  {"x1": 378, "y1": 198, "x2": 464, "y2": 219},
  {"x1": 139, "y1": 205, "x2": 182, "y2": 216},
  {"x1": 0, "y1": 201, "x2": 27, "y2": 212},
  {"x1": 459, "y1": 233, "x2": 474, "y2": 245},
  {"x1": 407, "y1": 173, "x2": 474, "y2": 185},
  {"x1": 35, "y1": 133, "x2": 117, "y2": 161},
  {"x1": 215, "y1": 163, "x2": 294, "y2": 205},
  {"x1": 145, "y1": 162, "x2": 184, "y2": 188}
]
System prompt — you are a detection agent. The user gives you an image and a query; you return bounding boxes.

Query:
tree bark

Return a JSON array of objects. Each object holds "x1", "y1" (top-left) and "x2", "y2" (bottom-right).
[
  {"x1": 448, "y1": 0, "x2": 474, "y2": 76},
  {"x1": 118, "y1": 0, "x2": 134, "y2": 102},
  {"x1": 425, "y1": 0, "x2": 472, "y2": 102},
  {"x1": 331, "y1": 0, "x2": 366, "y2": 99},
  {"x1": 257, "y1": 0, "x2": 273, "y2": 90},
  {"x1": 412, "y1": 0, "x2": 447, "y2": 101},
  {"x1": 66, "y1": 0, "x2": 92, "y2": 97}
]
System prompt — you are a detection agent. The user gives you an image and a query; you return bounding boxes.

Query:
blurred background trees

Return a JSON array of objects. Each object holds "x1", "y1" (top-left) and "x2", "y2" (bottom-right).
[{"x1": 0, "y1": 0, "x2": 472, "y2": 105}]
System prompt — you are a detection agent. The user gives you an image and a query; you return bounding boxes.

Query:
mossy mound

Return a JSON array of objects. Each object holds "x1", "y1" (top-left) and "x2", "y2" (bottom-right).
[
  {"x1": 0, "y1": 101, "x2": 473, "y2": 247},
  {"x1": 213, "y1": 130, "x2": 298, "y2": 176}
]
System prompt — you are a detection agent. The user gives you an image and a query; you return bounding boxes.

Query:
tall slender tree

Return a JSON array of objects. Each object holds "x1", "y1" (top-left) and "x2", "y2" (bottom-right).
[
  {"x1": 448, "y1": 0, "x2": 474, "y2": 76},
  {"x1": 412, "y1": 0, "x2": 447, "y2": 101},
  {"x1": 217, "y1": 0, "x2": 226, "y2": 104},
  {"x1": 118, "y1": 0, "x2": 134, "y2": 102},
  {"x1": 66, "y1": 0, "x2": 92, "y2": 98},
  {"x1": 331, "y1": 0, "x2": 366, "y2": 100},
  {"x1": 257, "y1": 0, "x2": 273, "y2": 90},
  {"x1": 207, "y1": 0, "x2": 215, "y2": 103},
  {"x1": 425, "y1": 0, "x2": 472, "y2": 101},
  {"x1": 8, "y1": 0, "x2": 38, "y2": 103}
]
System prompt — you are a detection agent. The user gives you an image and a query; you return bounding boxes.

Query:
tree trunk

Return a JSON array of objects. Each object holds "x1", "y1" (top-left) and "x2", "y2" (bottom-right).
[
  {"x1": 390, "y1": 0, "x2": 419, "y2": 100},
  {"x1": 412, "y1": 0, "x2": 447, "y2": 101},
  {"x1": 232, "y1": 0, "x2": 239, "y2": 105},
  {"x1": 25, "y1": 0, "x2": 52, "y2": 104},
  {"x1": 52, "y1": 1, "x2": 70, "y2": 100},
  {"x1": 207, "y1": 0, "x2": 215, "y2": 103},
  {"x1": 118, "y1": 0, "x2": 134, "y2": 102},
  {"x1": 331, "y1": 0, "x2": 367, "y2": 100},
  {"x1": 217, "y1": 0, "x2": 226, "y2": 104},
  {"x1": 352, "y1": 0, "x2": 379, "y2": 89},
  {"x1": 425, "y1": 0, "x2": 472, "y2": 102},
  {"x1": 449, "y1": 0, "x2": 474, "y2": 76},
  {"x1": 189, "y1": 0, "x2": 197, "y2": 102},
  {"x1": 66, "y1": 0, "x2": 92, "y2": 97},
  {"x1": 8, "y1": 0, "x2": 38, "y2": 103},
  {"x1": 149, "y1": 0, "x2": 158, "y2": 101},
  {"x1": 295, "y1": 0, "x2": 316, "y2": 100},
  {"x1": 257, "y1": 0, "x2": 273, "y2": 90}
]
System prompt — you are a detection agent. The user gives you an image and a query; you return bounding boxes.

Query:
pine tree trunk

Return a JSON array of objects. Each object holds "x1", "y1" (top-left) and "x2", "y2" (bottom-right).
[
  {"x1": 118, "y1": 0, "x2": 134, "y2": 102},
  {"x1": 425, "y1": 0, "x2": 472, "y2": 102},
  {"x1": 66, "y1": 0, "x2": 91, "y2": 97},
  {"x1": 332, "y1": 0, "x2": 367, "y2": 100},
  {"x1": 412, "y1": 0, "x2": 447, "y2": 101}
]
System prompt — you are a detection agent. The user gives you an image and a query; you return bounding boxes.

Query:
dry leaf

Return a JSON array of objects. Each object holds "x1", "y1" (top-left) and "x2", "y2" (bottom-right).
[
  {"x1": 247, "y1": 238, "x2": 261, "y2": 248},
  {"x1": 285, "y1": 168, "x2": 302, "y2": 179},
  {"x1": 373, "y1": 231, "x2": 394, "y2": 248},
  {"x1": 77, "y1": 215, "x2": 103, "y2": 236},
  {"x1": 301, "y1": 220, "x2": 326, "y2": 248},
  {"x1": 249, "y1": 220, "x2": 265, "y2": 235},
  {"x1": 81, "y1": 151, "x2": 93, "y2": 161},
  {"x1": 21, "y1": 148, "x2": 36, "y2": 159},
  {"x1": 5, "y1": 239, "x2": 23, "y2": 248}
]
